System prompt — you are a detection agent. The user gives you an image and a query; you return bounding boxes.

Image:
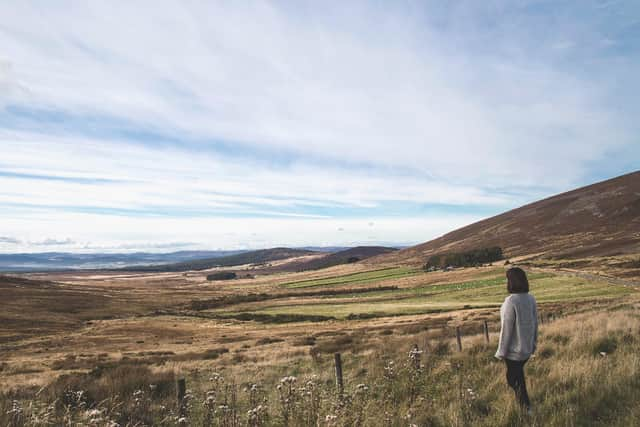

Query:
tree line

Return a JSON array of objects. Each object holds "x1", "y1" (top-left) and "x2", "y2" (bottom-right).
[{"x1": 424, "y1": 246, "x2": 504, "y2": 270}]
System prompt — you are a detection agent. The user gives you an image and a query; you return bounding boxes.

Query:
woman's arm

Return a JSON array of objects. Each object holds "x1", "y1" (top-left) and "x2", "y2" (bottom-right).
[
  {"x1": 532, "y1": 298, "x2": 538, "y2": 354},
  {"x1": 495, "y1": 299, "x2": 515, "y2": 359}
]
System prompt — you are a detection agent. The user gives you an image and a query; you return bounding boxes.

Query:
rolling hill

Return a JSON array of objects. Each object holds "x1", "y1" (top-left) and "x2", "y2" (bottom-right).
[
  {"x1": 288, "y1": 246, "x2": 398, "y2": 271},
  {"x1": 123, "y1": 247, "x2": 318, "y2": 272},
  {"x1": 375, "y1": 170, "x2": 640, "y2": 266},
  {"x1": 0, "y1": 250, "x2": 247, "y2": 272}
]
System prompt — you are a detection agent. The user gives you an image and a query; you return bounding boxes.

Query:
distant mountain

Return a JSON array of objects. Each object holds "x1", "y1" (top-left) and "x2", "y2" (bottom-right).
[
  {"x1": 374, "y1": 171, "x2": 640, "y2": 265},
  {"x1": 0, "y1": 250, "x2": 246, "y2": 272},
  {"x1": 123, "y1": 247, "x2": 319, "y2": 272},
  {"x1": 290, "y1": 246, "x2": 399, "y2": 271},
  {"x1": 0, "y1": 246, "x2": 392, "y2": 273}
]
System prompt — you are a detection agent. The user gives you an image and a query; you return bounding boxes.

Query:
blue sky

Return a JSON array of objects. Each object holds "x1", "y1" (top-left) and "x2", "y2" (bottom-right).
[{"x1": 0, "y1": 1, "x2": 638, "y2": 253}]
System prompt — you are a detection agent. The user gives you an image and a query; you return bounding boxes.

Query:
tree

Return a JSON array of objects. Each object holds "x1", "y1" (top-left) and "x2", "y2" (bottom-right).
[{"x1": 206, "y1": 271, "x2": 237, "y2": 281}]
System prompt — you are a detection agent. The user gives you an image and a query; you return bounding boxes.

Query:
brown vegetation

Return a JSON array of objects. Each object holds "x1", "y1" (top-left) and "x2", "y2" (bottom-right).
[
  {"x1": 372, "y1": 171, "x2": 640, "y2": 268},
  {"x1": 2, "y1": 298, "x2": 640, "y2": 426}
]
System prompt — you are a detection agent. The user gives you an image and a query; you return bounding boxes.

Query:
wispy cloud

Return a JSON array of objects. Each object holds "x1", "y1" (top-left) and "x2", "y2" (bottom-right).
[
  {"x1": 0, "y1": 1, "x2": 637, "y2": 252},
  {"x1": 0, "y1": 236, "x2": 21, "y2": 244},
  {"x1": 32, "y1": 238, "x2": 75, "y2": 246}
]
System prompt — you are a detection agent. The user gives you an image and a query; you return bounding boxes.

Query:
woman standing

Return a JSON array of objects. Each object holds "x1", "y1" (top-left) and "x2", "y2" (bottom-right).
[{"x1": 495, "y1": 267, "x2": 538, "y2": 413}]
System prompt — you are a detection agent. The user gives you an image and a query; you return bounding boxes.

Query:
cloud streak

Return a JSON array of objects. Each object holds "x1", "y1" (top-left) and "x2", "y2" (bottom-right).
[
  {"x1": 32, "y1": 238, "x2": 75, "y2": 246},
  {"x1": 0, "y1": 236, "x2": 20, "y2": 244}
]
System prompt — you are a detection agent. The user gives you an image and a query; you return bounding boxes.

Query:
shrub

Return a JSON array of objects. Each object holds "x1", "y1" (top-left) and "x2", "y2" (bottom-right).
[
  {"x1": 45, "y1": 363, "x2": 175, "y2": 408},
  {"x1": 548, "y1": 334, "x2": 571, "y2": 345},
  {"x1": 346, "y1": 312, "x2": 377, "y2": 320},
  {"x1": 221, "y1": 312, "x2": 335, "y2": 323},
  {"x1": 424, "y1": 246, "x2": 503, "y2": 269},
  {"x1": 173, "y1": 348, "x2": 230, "y2": 361},
  {"x1": 431, "y1": 341, "x2": 451, "y2": 356},
  {"x1": 591, "y1": 336, "x2": 617, "y2": 356},
  {"x1": 256, "y1": 337, "x2": 285, "y2": 345},
  {"x1": 314, "y1": 334, "x2": 355, "y2": 354},
  {"x1": 292, "y1": 336, "x2": 316, "y2": 346},
  {"x1": 538, "y1": 346, "x2": 555, "y2": 359},
  {"x1": 206, "y1": 271, "x2": 237, "y2": 281}
]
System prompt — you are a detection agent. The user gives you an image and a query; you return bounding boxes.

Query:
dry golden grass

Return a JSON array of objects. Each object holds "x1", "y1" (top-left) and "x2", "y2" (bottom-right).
[
  {"x1": 2, "y1": 294, "x2": 640, "y2": 426},
  {"x1": 1, "y1": 258, "x2": 639, "y2": 426},
  {"x1": 2, "y1": 262, "x2": 636, "y2": 389}
]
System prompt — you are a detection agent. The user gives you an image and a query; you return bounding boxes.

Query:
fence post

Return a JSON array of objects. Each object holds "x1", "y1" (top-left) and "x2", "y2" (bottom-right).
[
  {"x1": 411, "y1": 344, "x2": 421, "y2": 370},
  {"x1": 456, "y1": 327, "x2": 462, "y2": 352},
  {"x1": 334, "y1": 353, "x2": 344, "y2": 397},
  {"x1": 483, "y1": 320, "x2": 490, "y2": 344},
  {"x1": 177, "y1": 377, "x2": 186, "y2": 416}
]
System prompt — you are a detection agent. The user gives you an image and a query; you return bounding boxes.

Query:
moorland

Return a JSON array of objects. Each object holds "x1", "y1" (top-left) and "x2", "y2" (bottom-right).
[{"x1": 1, "y1": 171, "x2": 639, "y2": 426}]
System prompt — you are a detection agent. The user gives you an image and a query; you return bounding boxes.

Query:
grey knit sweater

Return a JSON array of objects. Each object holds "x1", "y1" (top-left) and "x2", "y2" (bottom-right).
[{"x1": 495, "y1": 293, "x2": 538, "y2": 361}]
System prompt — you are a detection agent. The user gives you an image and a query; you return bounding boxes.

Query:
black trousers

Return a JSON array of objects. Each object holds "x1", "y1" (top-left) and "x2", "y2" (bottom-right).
[{"x1": 505, "y1": 358, "x2": 530, "y2": 408}]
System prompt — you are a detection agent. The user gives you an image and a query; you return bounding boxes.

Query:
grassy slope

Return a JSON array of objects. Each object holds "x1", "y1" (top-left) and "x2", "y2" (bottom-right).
[
  {"x1": 374, "y1": 170, "x2": 640, "y2": 266},
  {"x1": 123, "y1": 247, "x2": 317, "y2": 272},
  {"x1": 291, "y1": 246, "x2": 399, "y2": 271}
]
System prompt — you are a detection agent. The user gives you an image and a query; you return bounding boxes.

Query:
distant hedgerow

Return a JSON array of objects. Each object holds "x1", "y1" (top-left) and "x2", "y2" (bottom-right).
[
  {"x1": 206, "y1": 271, "x2": 237, "y2": 281},
  {"x1": 424, "y1": 246, "x2": 504, "y2": 270}
]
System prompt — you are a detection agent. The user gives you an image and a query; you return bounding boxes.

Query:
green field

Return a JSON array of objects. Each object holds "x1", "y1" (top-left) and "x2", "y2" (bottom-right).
[
  {"x1": 279, "y1": 266, "x2": 420, "y2": 289},
  {"x1": 222, "y1": 272, "x2": 632, "y2": 319}
]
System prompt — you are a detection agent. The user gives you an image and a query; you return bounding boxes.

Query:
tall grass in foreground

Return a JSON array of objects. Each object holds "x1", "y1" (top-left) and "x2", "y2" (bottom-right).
[{"x1": 2, "y1": 303, "x2": 640, "y2": 426}]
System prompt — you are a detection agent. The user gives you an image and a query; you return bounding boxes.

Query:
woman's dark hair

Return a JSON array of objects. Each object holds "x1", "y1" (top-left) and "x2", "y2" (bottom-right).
[{"x1": 506, "y1": 267, "x2": 529, "y2": 293}]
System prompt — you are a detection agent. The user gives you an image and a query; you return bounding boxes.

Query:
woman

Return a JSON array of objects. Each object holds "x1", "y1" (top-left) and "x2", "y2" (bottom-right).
[{"x1": 495, "y1": 267, "x2": 538, "y2": 413}]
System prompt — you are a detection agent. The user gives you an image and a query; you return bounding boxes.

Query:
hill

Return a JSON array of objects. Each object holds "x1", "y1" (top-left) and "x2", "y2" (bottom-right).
[
  {"x1": 0, "y1": 250, "x2": 246, "y2": 272},
  {"x1": 122, "y1": 247, "x2": 318, "y2": 272},
  {"x1": 375, "y1": 170, "x2": 640, "y2": 266},
  {"x1": 289, "y1": 246, "x2": 398, "y2": 271}
]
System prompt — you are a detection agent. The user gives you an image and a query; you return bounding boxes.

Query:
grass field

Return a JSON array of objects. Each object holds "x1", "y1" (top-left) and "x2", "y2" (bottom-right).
[
  {"x1": 279, "y1": 266, "x2": 420, "y2": 288},
  {"x1": 1, "y1": 261, "x2": 638, "y2": 426},
  {"x1": 3, "y1": 297, "x2": 640, "y2": 426},
  {"x1": 215, "y1": 271, "x2": 633, "y2": 319}
]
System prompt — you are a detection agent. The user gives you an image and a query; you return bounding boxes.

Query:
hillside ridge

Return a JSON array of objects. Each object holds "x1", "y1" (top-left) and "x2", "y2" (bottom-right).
[
  {"x1": 372, "y1": 170, "x2": 640, "y2": 265},
  {"x1": 122, "y1": 247, "x2": 318, "y2": 272}
]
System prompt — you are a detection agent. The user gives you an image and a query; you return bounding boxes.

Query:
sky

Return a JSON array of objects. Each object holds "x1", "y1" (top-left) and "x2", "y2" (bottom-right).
[{"x1": 0, "y1": 1, "x2": 638, "y2": 253}]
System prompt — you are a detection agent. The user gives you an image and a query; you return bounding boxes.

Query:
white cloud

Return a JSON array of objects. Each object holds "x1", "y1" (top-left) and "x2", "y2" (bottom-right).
[
  {"x1": 0, "y1": 2, "x2": 633, "y2": 186},
  {"x1": 0, "y1": 236, "x2": 21, "y2": 244},
  {"x1": 0, "y1": 211, "x2": 482, "y2": 253},
  {"x1": 31, "y1": 238, "x2": 75, "y2": 246},
  {"x1": 0, "y1": 132, "x2": 513, "y2": 211},
  {"x1": 0, "y1": 1, "x2": 637, "y2": 252}
]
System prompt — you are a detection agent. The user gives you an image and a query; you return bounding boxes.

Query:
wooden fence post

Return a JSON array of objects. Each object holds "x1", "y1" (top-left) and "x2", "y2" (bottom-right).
[
  {"x1": 411, "y1": 344, "x2": 421, "y2": 370},
  {"x1": 455, "y1": 327, "x2": 462, "y2": 352},
  {"x1": 334, "y1": 353, "x2": 344, "y2": 397},
  {"x1": 177, "y1": 377, "x2": 186, "y2": 416},
  {"x1": 483, "y1": 320, "x2": 490, "y2": 344}
]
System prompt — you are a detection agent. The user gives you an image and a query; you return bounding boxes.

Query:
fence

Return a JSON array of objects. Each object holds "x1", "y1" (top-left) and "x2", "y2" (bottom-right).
[{"x1": 174, "y1": 310, "x2": 561, "y2": 401}]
